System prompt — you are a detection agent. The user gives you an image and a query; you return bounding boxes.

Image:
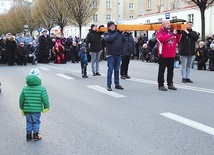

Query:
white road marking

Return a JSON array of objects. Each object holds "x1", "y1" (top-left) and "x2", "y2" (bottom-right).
[
  {"x1": 160, "y1": 112, "x2": 214, "y2": 136},
  {"x1": 38, "y1": 67, "x2": 50, "y2": 71},
  {"x1": 128, "y1": 78, "x2": 214, "y2": 94},
  {"x1": 87, "y1": 85, "x2": 126, "y2": 98},
  {"x1": 56, "y1": 74, "x2": 74, "y2": 80}
]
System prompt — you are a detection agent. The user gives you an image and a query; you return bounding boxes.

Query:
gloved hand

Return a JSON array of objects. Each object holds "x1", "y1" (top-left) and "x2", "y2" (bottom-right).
[
  {"x1": 42, "y1": 108, "x2": 49, "y2": 113},
  {"x1": 20, "y1": 109, "x2": 25, "y2": 116}
]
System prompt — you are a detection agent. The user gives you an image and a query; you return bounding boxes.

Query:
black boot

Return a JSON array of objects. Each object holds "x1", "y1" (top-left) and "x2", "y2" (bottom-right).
[
  {"x1": 26, "y1": 133, "x2": 32, "y2": 141},
  {"x1": 33, "y1": 132, "x2": 42, "y2": 141}
]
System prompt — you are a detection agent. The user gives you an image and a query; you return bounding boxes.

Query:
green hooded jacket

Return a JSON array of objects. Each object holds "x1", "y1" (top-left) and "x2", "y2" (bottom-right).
[{"x1": 19, "y1": 75, "x2": 49, "y2": 112}]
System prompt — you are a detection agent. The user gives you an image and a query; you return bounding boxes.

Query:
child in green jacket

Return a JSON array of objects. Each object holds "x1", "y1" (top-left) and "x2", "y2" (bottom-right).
[{"x1": 19, "y1": 68, "x2": 49, "y2": 141}]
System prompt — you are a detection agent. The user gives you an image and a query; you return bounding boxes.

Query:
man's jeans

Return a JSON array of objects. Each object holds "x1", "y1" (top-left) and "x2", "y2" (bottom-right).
[
  {"x1": 107, "y1": 55, "x2": 121, "y2": 87},
  {"x1": 90, "y1": 51, "x2": 101, "y2": 73},
  {"x1": 181, "y1": 56, "x2": 194, "y2": 79},
  {"x1": 26, "y1": 112, "x2": 41, "y2": 134}
]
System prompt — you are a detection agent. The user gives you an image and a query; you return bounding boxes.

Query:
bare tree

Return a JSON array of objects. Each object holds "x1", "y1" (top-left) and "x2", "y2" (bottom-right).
[
  {"x1": 189, "y1": 0, "x2": 214, "y2": 40},
  {"x1": 67, "y1": 0, "x2": 99, "y2": 38},
  {"x1": 33, "y1": 0, "x2": 55, "y2": 34},
  {"x1": 0, "y1": 14, "x2": 8, "y2": 34},
  {"x1": 35, "y1": 0, "x2": 71, "y2": 34}
]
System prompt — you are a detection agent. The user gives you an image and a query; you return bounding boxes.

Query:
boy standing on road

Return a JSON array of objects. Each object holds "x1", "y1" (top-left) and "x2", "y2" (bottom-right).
[
  {"x1": 79, "y1": 47, "x2": 89, "y2": 78},
  {"x1": 19, "y1": 68, "x2": 49, "y2": 141}
]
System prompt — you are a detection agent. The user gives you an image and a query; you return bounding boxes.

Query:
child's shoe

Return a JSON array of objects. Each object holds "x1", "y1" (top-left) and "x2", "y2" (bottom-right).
[
  {"x1": 26, "y1": 133, "x2": 32, "y2": 142},
  {"x1": 33, "y1": 133, "x2": 42, "y2": 141}
]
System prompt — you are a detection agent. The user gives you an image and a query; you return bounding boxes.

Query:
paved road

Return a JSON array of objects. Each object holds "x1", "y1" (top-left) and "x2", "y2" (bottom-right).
[{"x1": 0, "y1": 60, "x2": 214, "y2": 155}]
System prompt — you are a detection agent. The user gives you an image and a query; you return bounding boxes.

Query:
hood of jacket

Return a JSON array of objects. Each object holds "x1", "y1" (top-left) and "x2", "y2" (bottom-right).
[{"x1": 26, "y1": 75, "x2": 41, "y2": 86}]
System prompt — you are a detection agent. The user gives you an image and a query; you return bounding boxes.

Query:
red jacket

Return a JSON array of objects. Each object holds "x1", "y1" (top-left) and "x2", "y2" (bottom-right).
[{"x1": 156, "y1": 27, "x2": 181, "y2": 58}]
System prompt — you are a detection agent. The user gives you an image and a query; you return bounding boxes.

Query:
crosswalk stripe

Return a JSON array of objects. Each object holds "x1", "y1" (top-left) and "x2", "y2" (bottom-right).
[
  {"x1": 160, "y1": 112, "x2": 214, "y2": 136},
  {"x1": 87, "y1": 85, "x2": 126, "y2": 98},
  {"x1": 38, "y1": 67, "x2": 50, "y2": 71},
  {"x1": 56, "y1": 74, "x2": 74, "y2": 80},
  {"x1": 128, "y1": 78, "x2": 214, "y2": 94}
]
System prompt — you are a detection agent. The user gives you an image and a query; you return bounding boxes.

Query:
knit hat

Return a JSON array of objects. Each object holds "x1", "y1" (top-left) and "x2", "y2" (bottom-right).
[
  {"x1": 91, "y1": 24, "x2": 96, "y2": 30},
  {"x1": 80, "y1": 47, "x2": 86, "y2": 52},
  {"x1": 29, "y1": 68, "x2": 41, "y2": 78},
  {"x1": 210, "y1": 43, "x2": 214, "y2": 49},
  {"x1": 107, "y1": 21, "x2": 115, "y2": 28}
]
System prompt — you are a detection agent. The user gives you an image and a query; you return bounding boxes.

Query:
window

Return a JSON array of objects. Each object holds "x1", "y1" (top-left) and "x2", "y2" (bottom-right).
[
  {"x1": 172, "y1": 16, "x2": 177, "y2": 20},
  {"x1": 158, "y1": 18, "x2": 163, "y2": 22},
  {"x1": 146, "y1": 0, "x2": 151, "y2": 9},
  {"x1": 129, "y1": 15, "x2": 134, "y2": 19},
  {"x1": 188, "y1": 14, "x2": 194, "y2": 23},
  {"x1": 129, "y1": 3, "x2": 134, "y2": 10},
  {"x1": 92, "y1": 1, "x2": 98, "y2": 8},
  {"x1": 146, "y1": 20, "x2": 150, "y2": 24},
  {"x1": 106, "y1": 1, "x2": 112, "y2": 9},
  {"x1": 1, "y1": 2, "x2": 4, "y2": 6},
  {"x1": 93, "y1": 14, "x2": 98, "y2": 22},
  {"x1": 106, "y1": 14, "x2": 112, "y2": 21}
]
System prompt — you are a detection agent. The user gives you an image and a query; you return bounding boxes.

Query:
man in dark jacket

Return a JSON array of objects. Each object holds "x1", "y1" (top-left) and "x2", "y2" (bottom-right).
[
  {"x1": 5, "y1": 33, "x2": 17, "y2": 66},
  {"x1": 179, "y1": 21, "x2": 199, "y2": 83},
  {"x1": 38, "y1": 30, "x2": 51, "y2": 63},
  {"x1": 120, "y1": 31, "x2": 135, "y2": 79},
  {"x1": 104, "y1": 21, "x2": 125, "y2": 91},
  {"x1": 17, "y1": 42, "x2": 28, "y2": 66},
  {"x1": 86, "y1": 24, "x2": 103, "y2": 76}
]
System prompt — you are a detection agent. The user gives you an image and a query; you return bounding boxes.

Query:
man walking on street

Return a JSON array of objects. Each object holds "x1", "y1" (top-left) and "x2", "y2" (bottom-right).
[
  {"x1": 104, "y1": 21, "x2": 125, "y2": 91},
  {"x1": 156, "y1": 20, "x2": 181, "y2": 91},
  {"x1": 86, "y1": 24, "x2": 103, "y2": 76},
  {"x1": 179, "y1": 21, "x2": 199, "y2": 83}
]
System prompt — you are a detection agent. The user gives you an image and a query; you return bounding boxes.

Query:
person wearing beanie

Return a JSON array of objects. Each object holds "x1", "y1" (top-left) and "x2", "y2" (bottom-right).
[
  {"x1": 38, "y1": 29, "x2": 51, "y2": 63},
  {"x1": 208, "y1": 41, "x2": 214, "y2": 71},
  {"x1": 86, "y1": 24, "x2": 103, "y2": 76},
  {"x1": 79, "y1": 47, "x2": 88, "y2": 78},
  {"x1": 179, "y1": 21, "x2": 199, "y2": 83},
  {"x1": 104, "y1": 21, "x2": 125, "y2": 91},
  {"x1": 19, "y1": 68, "x2": 49, "y2": 141}
]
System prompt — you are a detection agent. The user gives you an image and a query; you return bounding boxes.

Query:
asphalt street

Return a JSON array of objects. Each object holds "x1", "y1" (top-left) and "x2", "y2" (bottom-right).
[{"x1": 0, "y1": 60, "x2": 214, "y2": 155}]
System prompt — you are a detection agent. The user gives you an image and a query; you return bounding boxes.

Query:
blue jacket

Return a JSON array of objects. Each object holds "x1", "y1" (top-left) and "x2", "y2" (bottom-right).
[
  {"x1": 79, "y1": 51, "x2": 88, "y2": 64},
  {"x1": 104, "y1": 30, "x2": 125, "y2": 56}
]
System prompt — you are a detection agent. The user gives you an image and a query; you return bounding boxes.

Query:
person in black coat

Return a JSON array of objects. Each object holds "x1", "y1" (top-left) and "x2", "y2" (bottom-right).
[
  {"x1": 86, "y1": 24, "x2": 103, "y2": 76},
  {"x1": 120, "y1": 31, "x2": 135, "y2": 79},
  {"x1": 0, "y1": 36, "x2": 5, "y2": 64},
  {"x1": 104, "y1": 21, "x2": 125, "y2": 91},
  {"x1": 38, "y1": 30, "x2": 51, "y2": 63},
  {"x1": 208, "y1": 43, "x2": 214, "y2": 71},
  {"x1": 179, "y1": 21, "x2": 199, "y2": 83},
  {"x1": 69, "y1": 41, "x2": 79, "y2": 63},
  {"x1": 206, "y1": 36, "x2": 213, "y2": 50},
  {"x1": 5, "y1": 34, "x2": 17, "y2": 66},
  {"x1": 195, "y1": 41, "x2": 208, "y2": 70},
  {"x1": 17, "y1": 42, "x2": 28, "y2": 66}
]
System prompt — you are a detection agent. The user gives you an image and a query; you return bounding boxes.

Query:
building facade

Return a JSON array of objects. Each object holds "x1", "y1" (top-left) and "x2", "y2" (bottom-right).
[
  {"x1": 63, "y1": 0, "x2": 214, "y2": 39},
  {"x1": 126, "y1": 0, "x2": 214, "y2": 38}
]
